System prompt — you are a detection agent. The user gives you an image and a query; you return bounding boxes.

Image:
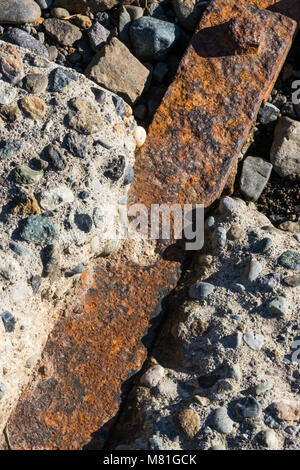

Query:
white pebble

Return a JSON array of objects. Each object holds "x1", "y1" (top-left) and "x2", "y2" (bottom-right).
[
  {"x1": 134, "y1": 126, "x2": 147, "y2": 148},
  {"x1": 140, "y1": 365, "x2": 164, "y2": 388}
]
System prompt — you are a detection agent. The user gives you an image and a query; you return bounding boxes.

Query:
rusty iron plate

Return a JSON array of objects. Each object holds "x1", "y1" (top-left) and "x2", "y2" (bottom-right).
[{"x1": 2, "y1": 0, "x2": 297, "y2": 449}]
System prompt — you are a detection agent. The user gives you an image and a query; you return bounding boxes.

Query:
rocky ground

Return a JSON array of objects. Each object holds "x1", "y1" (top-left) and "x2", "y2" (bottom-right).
[{"x1": 0, "y1": 0, "x2": 299, "y2": 451}]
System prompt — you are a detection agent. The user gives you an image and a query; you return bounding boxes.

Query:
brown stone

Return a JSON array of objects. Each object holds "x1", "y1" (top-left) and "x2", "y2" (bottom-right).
[
  {"x1": 279, "y1": 221, "x2": 300, "y2": 233},
  {"x1": 20, "y1": 96, "x2": 47, "y2": 120},
  {"x1": 23, "y1": 73, "x2": 48, "y2": 95},
  {"x1": 68, "y1": 97, "x2": 102, "y2": 134},
  {"x1": 173, "y1": 409, "x2": 201, "y2": 439},
  {"x1": 12, "y1": 196, "x2": 41, "y2": 216},
  {"x1": 53, "y1": 0, "x2": 134, "y2": 14},
  {"x1": 283, "y1": 274, "x2": 300, "y2": 287},
  {"x1": 273, "y1": 401, "x2": 300, "y2": 421},
  {"x1": 43, "y1": 18, "x2": 82, "y2": 46},
  {"x1": 0, "y1": 104, "x2": 21, "y2": 122},
  {"x1": 0, "y1": 42, "x2": 23, "y2": 85},
  {"x1": 85, "y1": 37, "x2": 150, "y2": 105},
  {"x1": 73, "y1": 14, "x2": 92, "y2": 29}
]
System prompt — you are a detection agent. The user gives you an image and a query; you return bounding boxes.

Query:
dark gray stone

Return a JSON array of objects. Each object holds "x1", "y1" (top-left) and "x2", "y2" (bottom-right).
[
  {"x1": 44, "y1": 144, "x2": 66, "y2": 171},
  {"x1": 240, "y1": 156, "x2": 273, "y2": 201},
  {"x1": 211, "y1": 407, "x2": 233, "y2": 434},
  {"x1": 2, "y1": 28, "x2": 49, "y2": 58},
  {"x1": 129, "y1": 17, "x2": 181, "y2": 61},
  {"x1": 64, "y1": 133, "x2": 87, "y2": 159},
  {"x1": 88, "y1": 21, "x2": 110, "y2": 51},
  {"x1": 20, "y1": 215, "x2": 57, "y2": 245},
  {"x1": 104, "y1": 156, "x2": 125, "y2": 181},
  {"x1": 75, "y1": 213, "x2": 93, "y2": 233},
  {"x1": 49, "y1": 67, "x2": 77, "y2": 93},
  {"x1": 1, "y1": 311, "x2": 16, "y2": 332},
  {"x1": 235, "y1": 396, "x2": 261, "y2": 420},
  {"x1": 258, "y1": 102, "x2": 280, "y2": 125},
  {"x1": 278, "y1": 251, "x2": 300, "y2": 271}
]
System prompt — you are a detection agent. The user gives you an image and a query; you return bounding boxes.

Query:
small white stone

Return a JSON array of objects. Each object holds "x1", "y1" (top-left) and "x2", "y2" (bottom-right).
[
  {"x1": 134, "y1": 126, "x2": 147, "y2": 148},
  {"x1": 140, "y1": 364, "x2": 164, "y2": 388},
  {"x1": 39, "y1": 185, "x2": 74, "y2": 211},
  {"x1": 244, "y1": 332, "x2": 265, "y2": 351}
]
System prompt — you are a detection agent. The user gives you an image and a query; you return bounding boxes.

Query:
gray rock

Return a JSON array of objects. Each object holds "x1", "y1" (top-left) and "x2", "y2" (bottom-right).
[
  {"x1": 74, "y1": 213, "x2": 93, "y2": 233},
  {"x1": 189, "y1": 281, "x2": 215, "y2": 299},
  {"x1": 123, "y1": 164, "x2": 134, "y2": 185},
  {"x1": 88, "y1": 21, "x2": 110, "y2": 51},
  {"x1": 49, "y1": 67, "x2": 77, "y2": 93},
  {"x1": 47, "y1": 45, "x2": 58, "y2": 62},
  {"x1": 270, "y1": 117, "x2": 300, "y2": 177},
  {"x1": 119, "y1": 6, "x2": 131, "y2": 47},
  {"x1": 172, "y1": 0, "x2": 202, "y2": 31},
  {"x1": 258, "y1": 102, "x2": 280, "y2": 125},
  {"x1": 235, "y1": 396, "x2": 261, "y2": 420},
  {"x1": 64, "y1": 133, "x2": 87, "y2": 158},
  {"x1": 278, "y1": 250, "x2": 300, "y2": 271},
  {"x1": 43, "y1": 18, "x2": 82, "y2": 47},
  {"x1": 219, "y1": 196, "x2": 238, "y2": 214},
  {"x1": 261, "y1": 429, "x2": 278, "y2": 448},
  {"x1": 240, "y1": 156, "x2": 272, "y2": 201},
  {"x1": 212, "y1": 226, "x2": 227, "y2": 249},
  {"x1": 212, "y1": 407, "x2": 233, "y2": 434},
  {"x1": 267, "y1": 296, "x2": 287, "y2": 316},
  {"x1": 20, "y1": 215, "x2": 57, "y2": 245},
  {"x1": 140, "y1": 365, "x2": 164, "y2": 388},
  {"x1": 246, "y1": 259, "x2": 262, "y2": 282},
  {"x1": 253, "y1": 237, "x2": 272, "y2": 254},
  {"x1": 1, "y1": 311, "x2": 16, "y2": 332},
  {"x1": 51, "y1": 7, "x2": 69, "y2": 19},
  {"x1": 2, "y1": 28, "x2": 49, "y2": 58},
  {"x1": 35, "y1": 0, "x2": 53, "y2": 9},
  {"x1": 129, "y1": 17, "x2": 181, "y2": 61},
  {"x1": 0, "y1": 0, "x2": 41, "y2": 24},
  {"x1": 244, "y1": 332, "x2": 265, "y2": 350}
]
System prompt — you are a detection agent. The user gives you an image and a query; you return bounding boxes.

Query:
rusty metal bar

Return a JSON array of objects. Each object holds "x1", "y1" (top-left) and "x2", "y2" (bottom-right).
[{"x1": 2, "y1": 0, "x2": 297, "y2": 449}]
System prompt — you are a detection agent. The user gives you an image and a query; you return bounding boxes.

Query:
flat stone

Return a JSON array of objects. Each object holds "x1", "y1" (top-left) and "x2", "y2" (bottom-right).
[
  {"x1": 14, "y1": 165, "x2": 43, "y2": 185},
  {"x1": 240, "y1": 156, "x2": 273, "y2": 201},
  {"x1": 278, "y1": 250, "x2": 300, "y2": 270},
  {"x1": 212, "y1": 407, "x2": 233, "y2": 434},
  {"x1": 49, "y1": 67, "x2": 77, "y2": 93},
  {"x1": 129, "y1": 16, "x2": 181, "y2": 61},
  {"x1": 267, "y1": 296, "x2": 287, "y2": 316},
  {"x1": 43, "y1": 18, "x2": 82, "y2": 46},
  {"x1": 85, "y1": 36, "x2": 149, "y2": 105},
  {"x1": 2, "y1": 28, "x2": 49, "y2": 58},
  {"x1": 87, "y1": 21, "x2": 109, "y2": 51},
  {"x1": 20, "y1": 96, "x2": 47, "y2": 120},
  {"x1": 140, "y1": 365, "x2": 164, "y2": 388},
  {"x1": 20, "y1": 215, "x2": 57, "y2": 245},
  {"x1": 23, "y1": 73, "x2": 48, "y2": 94},
  {"x1": 273, "y1": 401, "x2": 300, "y2": 421},
  {"x1": 189, "y1": 281, "x2": 215, "y2": 299},
  {"x1": 173, "y1": 409, "x2": 201, "y2": 439},
  {"x1": 244, "y1": 332, "x2": 265, "y2": 350},
  {"x1": 0, "y1": 42, "x2": 23, "y2": 85},
  {"x1": 0, "y1": 0, "x2": 41, "y2": 25},
  {"x1": 51, "y1": 7, "x2": 69, "y2": 18},
  {"x1": 270, "y1": 117, "x2": 300, "y2": 177}
]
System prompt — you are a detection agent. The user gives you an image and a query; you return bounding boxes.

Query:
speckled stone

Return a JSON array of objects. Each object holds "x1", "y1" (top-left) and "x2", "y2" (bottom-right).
[{"x1": 20, "y1": 215, "x2": 57, "y2": 245}]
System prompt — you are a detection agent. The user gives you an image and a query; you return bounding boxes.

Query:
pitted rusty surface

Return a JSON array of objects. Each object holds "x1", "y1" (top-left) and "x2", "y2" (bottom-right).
[
  {"x1": 2, "y1": 0, "x2": 298, "y2": 450},
  {"x1": 4, "y1": 251, "x2": 181, "y2": 450},
  {"x1": 131, "y1": 0, "x2": 296, "y2": 209}
]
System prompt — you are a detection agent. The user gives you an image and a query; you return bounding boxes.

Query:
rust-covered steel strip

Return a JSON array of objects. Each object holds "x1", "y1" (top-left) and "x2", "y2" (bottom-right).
[{"x1": 2, "y1": 0, "x2": 297, "y2": 449}]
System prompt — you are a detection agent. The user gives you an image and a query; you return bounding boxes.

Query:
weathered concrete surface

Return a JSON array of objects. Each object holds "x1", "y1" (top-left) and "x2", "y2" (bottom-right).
[{"x1": 2, "y1": 0, "x2": 297, "y2": 450}]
